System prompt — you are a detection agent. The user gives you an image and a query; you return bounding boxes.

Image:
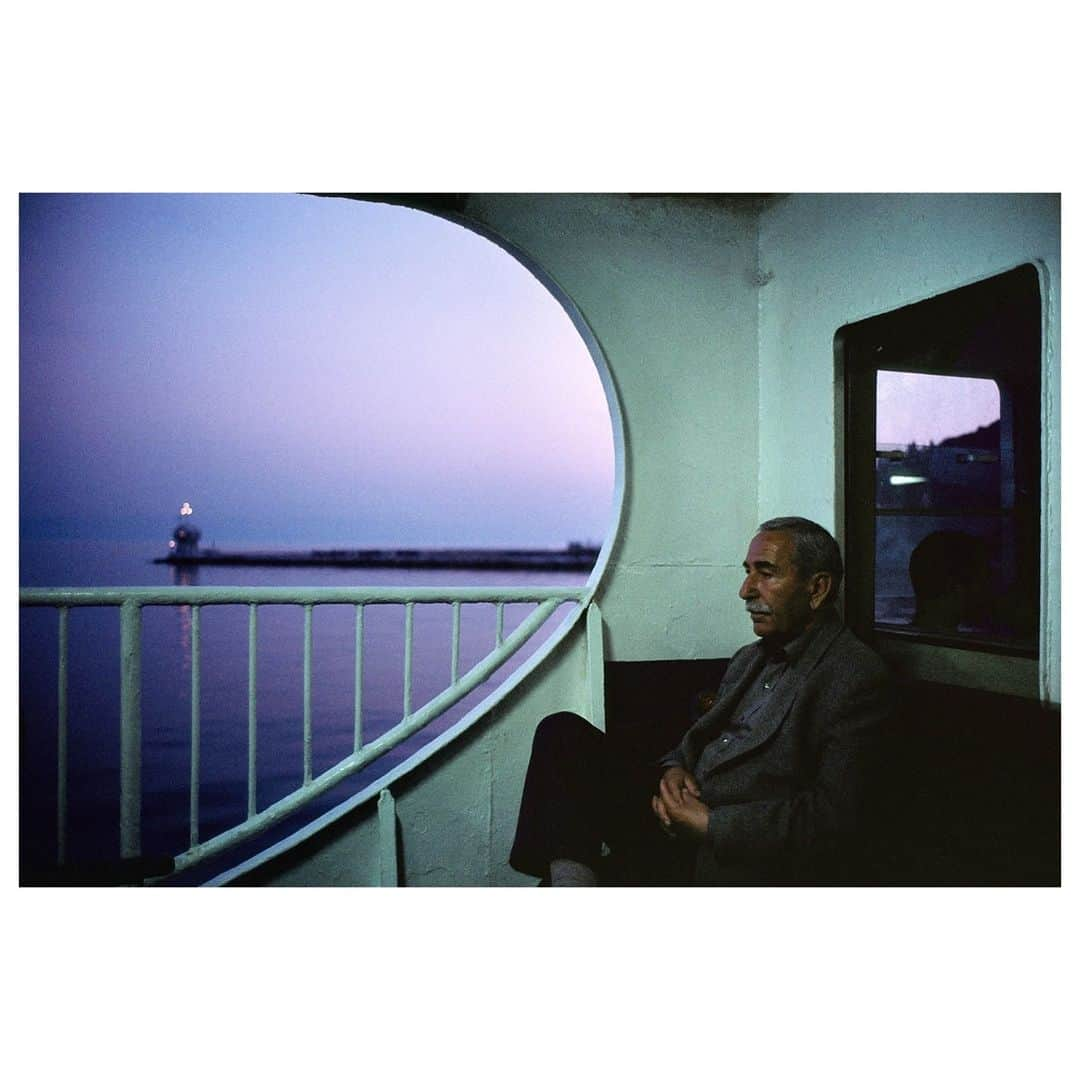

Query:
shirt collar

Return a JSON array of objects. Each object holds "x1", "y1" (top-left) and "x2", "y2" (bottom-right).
[{"x1": 760, "y1": 606, "x2": 840, "y2": 664}]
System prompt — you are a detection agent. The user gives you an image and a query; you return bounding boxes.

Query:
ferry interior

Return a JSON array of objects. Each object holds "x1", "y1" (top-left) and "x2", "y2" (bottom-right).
[{"x1": 21, "y1": 193, "x2": 1061, "y2": 887}]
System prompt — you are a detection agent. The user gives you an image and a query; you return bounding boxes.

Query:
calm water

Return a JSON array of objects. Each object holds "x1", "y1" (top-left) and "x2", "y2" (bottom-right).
[{"x1": 20, "y1": 539, "x2": 585, "y2": 881}]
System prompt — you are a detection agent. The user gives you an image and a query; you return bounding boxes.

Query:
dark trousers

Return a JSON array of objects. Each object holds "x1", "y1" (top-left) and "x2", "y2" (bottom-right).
[{"x1": 509, "y1": 712, "x2": 697, "y2": 885}]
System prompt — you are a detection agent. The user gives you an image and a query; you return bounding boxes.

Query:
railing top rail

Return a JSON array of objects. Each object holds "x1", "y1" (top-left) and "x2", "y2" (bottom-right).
[{"x1": 20, "y1": 585, "x2": 588, "y2": 608}]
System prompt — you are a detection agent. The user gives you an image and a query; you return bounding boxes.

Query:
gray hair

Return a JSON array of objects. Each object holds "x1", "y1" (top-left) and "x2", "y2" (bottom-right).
[{"x1": 757, "y1": 516, "x2": 844, "y2": 601}]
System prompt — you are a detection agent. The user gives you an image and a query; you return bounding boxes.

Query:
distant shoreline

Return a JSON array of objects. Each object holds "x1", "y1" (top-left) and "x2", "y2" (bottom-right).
[{"x1": 153, "y1": 545, "x2": 600, "y2": 572}]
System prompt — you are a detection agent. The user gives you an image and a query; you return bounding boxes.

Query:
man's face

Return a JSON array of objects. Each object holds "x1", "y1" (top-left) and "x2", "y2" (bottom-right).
[{"x1": 738, "y1": 530, "x2": 816, "y2": 641}]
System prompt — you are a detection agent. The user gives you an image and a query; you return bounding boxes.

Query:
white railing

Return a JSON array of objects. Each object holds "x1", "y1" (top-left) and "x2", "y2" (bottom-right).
[{"x1": 20, "y1": 584, "x2": 590, "y2": 879}]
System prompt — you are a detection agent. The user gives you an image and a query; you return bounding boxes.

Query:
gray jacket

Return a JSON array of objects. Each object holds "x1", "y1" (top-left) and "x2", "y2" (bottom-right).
[{"x1": 662, "y1": 609, "x2": 894, "y2": 883}]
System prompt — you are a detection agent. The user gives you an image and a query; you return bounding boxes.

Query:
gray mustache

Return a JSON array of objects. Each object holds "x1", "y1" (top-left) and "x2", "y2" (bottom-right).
[{"x1": 745, "y1": 604, "x2": 772, "y2": 614}]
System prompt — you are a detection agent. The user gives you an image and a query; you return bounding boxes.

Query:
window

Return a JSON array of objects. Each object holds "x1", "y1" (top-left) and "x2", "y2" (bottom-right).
[{"x1": 841, "y1": 265, "x2": 1041, "y2": 655}]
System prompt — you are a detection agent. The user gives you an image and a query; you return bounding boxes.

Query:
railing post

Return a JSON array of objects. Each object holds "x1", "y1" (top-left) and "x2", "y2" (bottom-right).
[
  {"x1": 354, "y1": 604, "x2": 364, "y2": 752},
  {"x1": 586, "y1": 602, "x2": 605, "y2": 733},
  {"x1": 303, "y1": 604, "x2": 313, "y2": 784},
  {"x1": 247, "y1": 603, "x2": 258, "y2": 818},
  {"x1": 57, "y1": 607, "x2": 69, "y2": 865},
  {"x1": 403, "y1": 602, "x2": 414, "y2": 719},
  {"x1": 450, "y1": 601, "x2": 461, "y2": 684},
  {"x1": 119, "y1": 599, "x2": 142, "y2": 858},
  {"x1": 189, "y1": 605, "x2": 201, "y2": 848},
  {"x1": 378, "y1": 788, "x2": 398, "y2": 886}
]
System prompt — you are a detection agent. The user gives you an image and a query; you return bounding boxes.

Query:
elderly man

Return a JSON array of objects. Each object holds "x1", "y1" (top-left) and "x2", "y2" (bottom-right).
[{"x1": 509, "y1": 517, "x2": 894, "y2": 885}]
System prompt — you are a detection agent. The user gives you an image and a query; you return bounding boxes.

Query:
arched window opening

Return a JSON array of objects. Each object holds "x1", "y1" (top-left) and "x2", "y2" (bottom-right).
[{"x1": 19, "y1": 194, "x2": 619, "y2": 877}]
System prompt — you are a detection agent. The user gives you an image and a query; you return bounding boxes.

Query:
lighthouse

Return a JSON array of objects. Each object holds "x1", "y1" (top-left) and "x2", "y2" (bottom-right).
[{"x1": 168, "y1": 501, "x2": 201, "y2": 558}]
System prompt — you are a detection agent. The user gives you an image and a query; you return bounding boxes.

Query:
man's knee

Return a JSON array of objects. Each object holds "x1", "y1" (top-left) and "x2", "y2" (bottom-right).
[{"x1": 531, "y1": 711, "x2": 601, "y2": 761}]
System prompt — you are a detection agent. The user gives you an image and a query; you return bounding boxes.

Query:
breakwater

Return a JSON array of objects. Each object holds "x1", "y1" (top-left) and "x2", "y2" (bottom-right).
[{"x1": 154, "y1": 544, "x2": 600, "y2": 572}]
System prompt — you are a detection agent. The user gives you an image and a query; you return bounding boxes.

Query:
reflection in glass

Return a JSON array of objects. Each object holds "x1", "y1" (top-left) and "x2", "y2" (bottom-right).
[
  {"x1": 874, "y1": 515, "x2": 1006, "y2": 632},
  {"x1": 875, "y1": 372, "x2": 1001, "y2": 512},
  {"x1": 873, "y1": 371, "x2": 1032, "y2": 644}
]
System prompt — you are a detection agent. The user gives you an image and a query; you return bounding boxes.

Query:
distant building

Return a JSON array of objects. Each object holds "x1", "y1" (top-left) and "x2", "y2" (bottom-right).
[
  {"x1": 873, "y1": 421, "x2": 1008, "y2": 626},
  {"x1": 169, "y1": 501, "x2": 201, "y2": 558},
  {"x1": 876, "y1": 421, "x2": 1001, "y2": 512}
]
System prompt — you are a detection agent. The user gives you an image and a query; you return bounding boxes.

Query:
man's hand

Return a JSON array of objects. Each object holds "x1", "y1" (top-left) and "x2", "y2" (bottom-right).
[
  {"x1": 659, "y1": 765, "x2": 700, "y2": 805},
  {"x1": 652, "y1": 766, "x2": 709, "y2": 838}
]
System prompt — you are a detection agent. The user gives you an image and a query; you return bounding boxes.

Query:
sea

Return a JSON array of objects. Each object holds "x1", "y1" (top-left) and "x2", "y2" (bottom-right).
[{"x1": 19, "y1": 539, "x2": 586, "y2": 883}]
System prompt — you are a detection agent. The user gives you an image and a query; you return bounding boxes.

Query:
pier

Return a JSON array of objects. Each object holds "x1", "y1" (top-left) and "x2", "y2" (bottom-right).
[{"x1": 153, "y1": 544, "x2": 600, "y2": 572}]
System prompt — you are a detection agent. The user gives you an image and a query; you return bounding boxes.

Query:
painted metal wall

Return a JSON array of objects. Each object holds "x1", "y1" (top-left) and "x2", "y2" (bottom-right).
[{"x1": 467, "y1": 194, "x2": 763, "y2": 662}]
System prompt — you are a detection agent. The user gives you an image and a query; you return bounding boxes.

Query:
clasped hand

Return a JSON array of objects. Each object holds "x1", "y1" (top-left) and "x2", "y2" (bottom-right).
[{"x1": 652, "y1": 766, "x2": 709, "y2": 838}]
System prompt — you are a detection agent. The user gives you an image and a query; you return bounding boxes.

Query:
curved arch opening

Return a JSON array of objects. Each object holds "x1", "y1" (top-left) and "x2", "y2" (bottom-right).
[{"x1": 19, "y1": 193, "x2": 623, "y2": 878}]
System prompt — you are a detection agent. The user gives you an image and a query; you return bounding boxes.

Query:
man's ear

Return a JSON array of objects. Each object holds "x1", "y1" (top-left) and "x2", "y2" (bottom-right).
[{"x1": 807, "y1": 572, "x2": 833, "y2": 610}]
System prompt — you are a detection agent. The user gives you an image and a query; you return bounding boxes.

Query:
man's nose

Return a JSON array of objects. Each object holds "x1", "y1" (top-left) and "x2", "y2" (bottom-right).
[{"x1": 739, "y1": 576, "x2": 755, "y2": 600}]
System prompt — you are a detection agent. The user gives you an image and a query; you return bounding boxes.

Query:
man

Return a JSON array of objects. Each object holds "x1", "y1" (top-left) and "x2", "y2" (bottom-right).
[{"x1": 509, "y1": 517, "x2": 894, "y2": 885}]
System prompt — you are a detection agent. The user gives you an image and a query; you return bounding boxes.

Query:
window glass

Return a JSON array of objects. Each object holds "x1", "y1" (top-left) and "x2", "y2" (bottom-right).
[
  {"x1": 875, "y1": 514, "x2": 1020, "y2": 632},
  {"x1": 843, "y1": 264, "x2": 1040, "y2": 656},
  {"x1": 876, "y1": 372, "x2": 1001, "y2": 512},
  {"x1": 873, "y1": 371, "x2": 1033, "y2": 645}
]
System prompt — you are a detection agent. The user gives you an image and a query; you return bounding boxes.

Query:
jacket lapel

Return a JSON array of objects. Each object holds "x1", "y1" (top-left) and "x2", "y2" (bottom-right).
[
  {"x1": 695, "y1": 615, "x2": 846, "y2": 777},
  {"x1": 680, "y1": 647, "x2": 767, "y2": 768}
]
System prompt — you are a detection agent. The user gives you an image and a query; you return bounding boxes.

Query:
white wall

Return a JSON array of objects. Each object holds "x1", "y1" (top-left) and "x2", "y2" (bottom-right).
[{"x1": 468, "y1": 194, "x2": 763, "y2": 662}]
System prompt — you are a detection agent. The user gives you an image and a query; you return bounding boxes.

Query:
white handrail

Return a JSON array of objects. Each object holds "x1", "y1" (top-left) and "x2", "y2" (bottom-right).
[{"x1": 20, "y1": 584, "x2": 588, "y2": 878}]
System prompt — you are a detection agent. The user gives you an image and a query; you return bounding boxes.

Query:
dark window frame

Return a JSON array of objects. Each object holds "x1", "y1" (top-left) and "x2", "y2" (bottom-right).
[{"x1": 839, "y1": 264, "x2": 1042, "y2": 659}]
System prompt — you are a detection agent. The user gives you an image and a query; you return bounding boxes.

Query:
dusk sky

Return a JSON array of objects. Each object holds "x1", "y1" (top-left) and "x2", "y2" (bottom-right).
[
  {"x1": 20, "y1": 194, "x2": 1006, "y2": 555},
  {"x1": 20, "y1": 194, "x2": 616, "y2": 549},
  {"x1": 876, "y1": 371, "x2": 1001, "y2": 448}
]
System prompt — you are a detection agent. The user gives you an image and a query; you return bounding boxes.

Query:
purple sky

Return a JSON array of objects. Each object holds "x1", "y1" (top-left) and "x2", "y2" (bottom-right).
[
  {"x1": 20, "y1": 194, "x2": 615, "y2": 548},
  {"x1": 876, "y1": 371, "x2": 1001, "y2": 448}
]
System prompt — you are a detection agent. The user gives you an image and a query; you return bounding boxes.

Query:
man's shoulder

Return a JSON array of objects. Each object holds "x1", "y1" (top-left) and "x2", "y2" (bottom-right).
[
  {"x1": 729, "y1": 619, "x2": 889, "y2": 682},
  {"x1": 816, "y1": 622, "x2": 892, "y2": 688},
  {"x1": 827, "y1": 624, "x2": 887, "y2": 667}
]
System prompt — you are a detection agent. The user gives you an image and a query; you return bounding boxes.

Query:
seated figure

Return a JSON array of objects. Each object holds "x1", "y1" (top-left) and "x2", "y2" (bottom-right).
[{"x1": 510, "y1": 516, "x2": 895, "y2": 886}]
